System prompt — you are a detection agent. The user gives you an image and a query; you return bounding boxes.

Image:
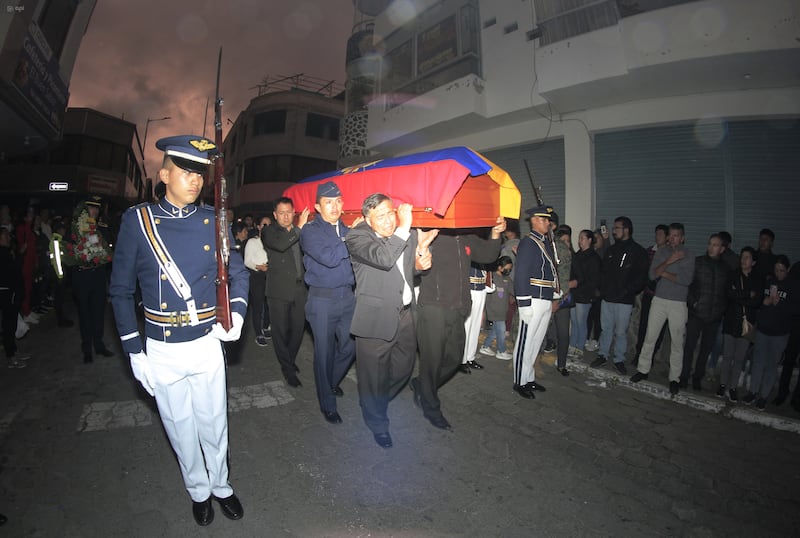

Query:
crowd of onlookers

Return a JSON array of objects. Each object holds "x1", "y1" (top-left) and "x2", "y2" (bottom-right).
[
  {"x1": 0, "y1": 203, "x2": 84, "y2": 367},
  {"x1": 477, "y1": 218, "x2": 800, "y2": 413}
]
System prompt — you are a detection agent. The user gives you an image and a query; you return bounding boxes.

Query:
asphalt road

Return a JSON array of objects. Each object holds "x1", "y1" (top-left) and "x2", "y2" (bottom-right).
[{"x1": 1, "y1": 300, "x2": 799, "y2": 537}]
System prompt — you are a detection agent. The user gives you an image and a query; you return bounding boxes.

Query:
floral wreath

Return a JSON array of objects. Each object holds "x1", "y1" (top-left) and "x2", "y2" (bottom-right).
[{"x1": 64, "y1": 202, "x2": 113, "y2": 267}]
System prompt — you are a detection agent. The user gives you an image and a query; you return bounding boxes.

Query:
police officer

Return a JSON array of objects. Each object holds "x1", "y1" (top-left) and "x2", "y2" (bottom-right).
[
  {"x1": 512, "y1": 205, "x2": 558, "y2": 399},
  {"x1": 70, "y1": 196, "x2": 113, "y2": 363},
  {"x1": 109, "y1": 135, "x2": 249, "y2": 527}
]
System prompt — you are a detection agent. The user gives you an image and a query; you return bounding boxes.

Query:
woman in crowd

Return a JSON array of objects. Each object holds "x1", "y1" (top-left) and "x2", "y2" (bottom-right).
[
  {"x1": 569, "y1": 229, "x2": 602, "y2": 359},
  {"x1": 717, "y1": 247, "x2": 762, "y2": 402}
]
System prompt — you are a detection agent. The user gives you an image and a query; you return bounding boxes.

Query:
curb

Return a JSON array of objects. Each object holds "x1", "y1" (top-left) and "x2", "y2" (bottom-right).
[{"x1": 566, "y1": 359, "x2": 800, "y2": 435}]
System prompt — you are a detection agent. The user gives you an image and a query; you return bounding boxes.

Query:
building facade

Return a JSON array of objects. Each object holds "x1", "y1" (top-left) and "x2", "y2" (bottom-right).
[
  {"x1": 348, "y1": 0, "x2": 800, "y2": 260},
  {"x1": 221, "y1": 79, "x2": 345, "y2": 215},
  {"x1": 0, "y1": 0, "x2": 96, "y2": 159},
  {"x1": 0, "y1": 107, "x2": 147, "y2": 216}
]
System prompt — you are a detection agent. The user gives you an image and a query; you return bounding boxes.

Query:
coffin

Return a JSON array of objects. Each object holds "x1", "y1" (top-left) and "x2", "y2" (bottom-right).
[{"x1": 282, "y1": 146, "x2": 521, "y2": 228}]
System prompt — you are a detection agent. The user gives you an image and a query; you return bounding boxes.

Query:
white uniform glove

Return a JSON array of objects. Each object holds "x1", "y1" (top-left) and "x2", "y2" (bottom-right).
[
  {"x1": 130, "y1": 351, "x2": 155, "y2": 397},
  {"x1": 210, "y1": 312, "x2": 244, "y2": 342}
]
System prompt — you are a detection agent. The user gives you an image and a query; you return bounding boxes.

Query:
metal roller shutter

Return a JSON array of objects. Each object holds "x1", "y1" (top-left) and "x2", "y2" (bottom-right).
[
  {"x1": 728, "y1": 119, "x2": 800, "y2": 264},
  {"x1": 595, "y1": 120, "x2": 799, "y2": 262},
  {"x1": 483, "y1": 139, "x2": 566, "y2": 223},
  {"x1": 596, "y1": 124, "x2": 727, "y2": 256}
]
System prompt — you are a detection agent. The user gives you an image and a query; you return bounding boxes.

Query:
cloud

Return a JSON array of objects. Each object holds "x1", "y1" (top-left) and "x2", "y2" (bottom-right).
[{"x1": 68, "y1": 0, "x2": 354, "y2": 177}]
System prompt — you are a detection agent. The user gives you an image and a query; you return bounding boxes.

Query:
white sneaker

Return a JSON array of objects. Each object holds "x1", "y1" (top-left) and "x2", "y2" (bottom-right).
[
  {"x1": 567, "y1": 346, "x2": 583, "y2": 358},
  {"x1": 7, "y1": 359, "x2": 27, "y2": 368},
  {"x1": 495, "y1": 351, "x2": 512, "y2": 361},
  {"x1": 23, "y1": 313, "x2": 40, "y2": 324},
  {"x1": 584, "y1": 339, "x2": 599, "y2": 351},
  {"x1": 478, "y1": 346, "x2": 495, "y2": 357}
]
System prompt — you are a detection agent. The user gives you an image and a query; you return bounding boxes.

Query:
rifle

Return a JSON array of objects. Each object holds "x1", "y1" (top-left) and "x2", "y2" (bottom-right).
[
  {"x1": 523, "y1": 159, "x2": 561, "y2": 290},
  {"x1": 213, "y1": 47, "x2": 233, "y2": 331}
]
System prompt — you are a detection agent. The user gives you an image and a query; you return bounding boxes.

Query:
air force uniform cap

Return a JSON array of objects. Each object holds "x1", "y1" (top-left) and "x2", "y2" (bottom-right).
[
  {"x1": 316, "y1": 180, "x2": 342, "y2": 201},
  {"x1": 524, "y1": 205, "x2": 555, "y2": 220},
  {"x1": 156, "y1": 135, "x2": 217, "y2": 174},
  {"x1": 85, "y1": 195, "x2": 103, "y2": 207}
]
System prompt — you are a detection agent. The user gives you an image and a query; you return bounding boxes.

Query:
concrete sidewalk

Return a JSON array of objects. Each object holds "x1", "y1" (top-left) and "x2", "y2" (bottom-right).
[{"x1": 1, "y1": 301, "x2": 799, "y2": 536}]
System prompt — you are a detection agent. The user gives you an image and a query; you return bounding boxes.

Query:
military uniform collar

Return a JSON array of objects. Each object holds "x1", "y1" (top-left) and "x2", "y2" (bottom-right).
[
  {"x1": 530, "y1": 230, "x2": 546, "y2": 240},
  {"x1": 158, "y1": 198, "x2": 197, "y2": 218}
]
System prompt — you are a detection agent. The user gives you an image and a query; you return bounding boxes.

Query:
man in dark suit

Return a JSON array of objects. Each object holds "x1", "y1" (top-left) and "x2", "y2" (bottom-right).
[
  {"x1": 262, "y1": 197, "x2": 309, "y2": 387},
  {"x1": 345, "y1": 194, "x2": 438, "y2": 448}
]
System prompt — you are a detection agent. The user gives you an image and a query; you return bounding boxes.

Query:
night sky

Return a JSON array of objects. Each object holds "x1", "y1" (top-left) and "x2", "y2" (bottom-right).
[{"x1": 68, "y1": 0, "x2": 355, "y2": 176}]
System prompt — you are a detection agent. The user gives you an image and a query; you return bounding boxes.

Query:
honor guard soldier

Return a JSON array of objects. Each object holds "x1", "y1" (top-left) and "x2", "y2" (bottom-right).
[
  {"x1": 109, "y1": 135, "x2": 249, "y2": 527},
  {"x1": 512, "y1": 205, "x2": 558, "y2": 399}
]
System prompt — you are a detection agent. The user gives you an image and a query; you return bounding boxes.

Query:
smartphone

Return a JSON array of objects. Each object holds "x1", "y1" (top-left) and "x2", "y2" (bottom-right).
[{"x1": 600, "y1": 219, "x2": 607, "y2": 235}]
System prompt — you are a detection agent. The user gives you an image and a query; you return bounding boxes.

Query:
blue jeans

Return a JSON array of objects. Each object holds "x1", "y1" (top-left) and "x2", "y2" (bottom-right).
[
  {"x1": 484, "y1": 320, "x2": 507, "y2": 353},
  {"x1": 569, "y1": 302, "x2": 591, "y2": 350},
  {"x1": 599, "y1": 301, "x2": 633, "y2": 363}
]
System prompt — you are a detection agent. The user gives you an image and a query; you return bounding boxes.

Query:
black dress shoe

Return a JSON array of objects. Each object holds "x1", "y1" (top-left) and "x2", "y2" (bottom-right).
[
  {"x1": 95, "y1": 348, "x2": 114, "y2": 357},
  {"x1": 525, "y1": 381, "x2": 546, "y2": 392},
  {"x1": 286, "y1": 375, "x2": 302, "y2": 388},
  {"x1": 409, "y1": 378, "x2": 422, "y2": 409},
  {"x1": 427, "y1": 415, "x2": 451, "y2": 430},
  {"x1": 557, "y1": 367, "x2": 570, "y2": 377},
  {"x1": 467, "y1": 360, "x2": 484, "y2": 369},
  {"x1": 374, "y1": 432, "x2": 393, "y2": 448},
  {"x1": 513, "y1": 384, "x2": 535, "y2": 399},
  {"x1": 458, "y1": 364, "x2": 472, "y2": 374},
  {"x1": 332, "y1": 386, "x2": 344, "y2": 397},
  {"x1": 192, "y1": 498, "x2": 214, "y2": 526},
  {"x1": 323, "y1": 410, "x2": 342, "y2": 424},
  {"x1": 214, "y1": 494, "x2": 243, "y2": 520}
]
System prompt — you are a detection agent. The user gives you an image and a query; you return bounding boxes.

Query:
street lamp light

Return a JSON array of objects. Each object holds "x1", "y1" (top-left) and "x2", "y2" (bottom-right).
[{"x1": 142, "y1": 116, "x2": 171, "y2": 158}]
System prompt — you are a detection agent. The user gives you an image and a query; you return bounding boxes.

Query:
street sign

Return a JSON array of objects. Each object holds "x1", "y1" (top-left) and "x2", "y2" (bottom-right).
[{"x1": 48, "y1": 182, "x2": 69, "y2": 191}]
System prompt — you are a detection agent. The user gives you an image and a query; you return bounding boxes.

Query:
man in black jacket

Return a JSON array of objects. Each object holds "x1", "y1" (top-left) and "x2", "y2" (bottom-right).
[
  {"x1": 681, "y1": 233, "x2": 728, "y2": 390},
  {"x1": 412, "y1": 219, "x2": 505, "y2": 430},
  {"x1": 591, "y1": 216, "x2": 649, "y2": 374},
  {"x1": 263, "y1": 197, "x2": 309, "y2": 387}
]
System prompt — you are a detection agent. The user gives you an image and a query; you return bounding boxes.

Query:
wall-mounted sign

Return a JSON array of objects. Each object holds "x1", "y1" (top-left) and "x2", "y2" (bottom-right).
[{"x1": 48, "y1": 182, "x2": 69, "y2": 191}]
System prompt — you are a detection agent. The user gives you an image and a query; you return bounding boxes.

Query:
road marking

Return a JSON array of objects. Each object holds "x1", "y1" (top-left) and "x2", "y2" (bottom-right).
[{"x1": 77, "y1": 380, "x2": 294, "y2": 432}]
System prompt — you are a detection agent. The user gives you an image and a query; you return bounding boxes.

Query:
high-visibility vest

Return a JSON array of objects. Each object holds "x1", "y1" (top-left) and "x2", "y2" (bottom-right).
[{"x1": 49, "y1": 232, "x2": 65, "y2": 279}]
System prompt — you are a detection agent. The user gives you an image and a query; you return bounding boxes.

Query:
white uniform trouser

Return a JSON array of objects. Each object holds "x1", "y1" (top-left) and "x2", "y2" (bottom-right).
[
  {"x1": 463, "y1": 289, "x2": 488, "y2": 363},
  {"x1": 512, "y1": 299, "x2": 552, "y2": 385},
  {"x1": 147, "y1": 334, "x2": 233, "y2": 502}
]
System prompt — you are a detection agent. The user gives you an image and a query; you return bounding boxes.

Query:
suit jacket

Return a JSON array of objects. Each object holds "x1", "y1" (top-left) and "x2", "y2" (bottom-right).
[
  {"x1": 346, "y1": 222, "x2": 418, "y2": 342},
  {"x1": 262, "y1": 223, "x2": 306, "y2": 302}
]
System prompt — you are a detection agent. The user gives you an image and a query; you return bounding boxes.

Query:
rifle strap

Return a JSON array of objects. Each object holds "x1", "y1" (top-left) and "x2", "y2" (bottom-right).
[{"x1": 136, "y1": 207, "x2": 200, "y2": 326}]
